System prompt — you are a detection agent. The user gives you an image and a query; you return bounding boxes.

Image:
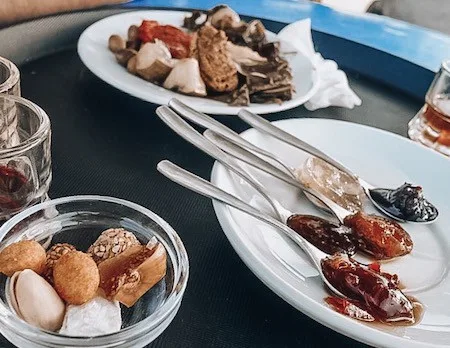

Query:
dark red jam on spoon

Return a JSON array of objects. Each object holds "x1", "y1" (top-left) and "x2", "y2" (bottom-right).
[
  {"x1": 343, "y1": 212, "x2": 413, "y2": 259},
  {"x1": 321, "y1": 254, "x2": 415, "y2": 324},
  {"x1": 287, "y1": 215, "x2": 356, "y2": 255}
]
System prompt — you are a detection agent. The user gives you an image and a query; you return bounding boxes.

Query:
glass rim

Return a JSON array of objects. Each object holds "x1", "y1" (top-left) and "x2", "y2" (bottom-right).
[
  {"x1": 0, "y1": 195, "x2": 189, "y2": 346},
  {"x1": 442, "y1": 60, "x2": 450, "y2": 73},
  {"x1": 0, "y1": 57, "x2": 20, "y2": 94},
  {"x1": 0, "y1": 94, "x2": 51, "y2": 156}
]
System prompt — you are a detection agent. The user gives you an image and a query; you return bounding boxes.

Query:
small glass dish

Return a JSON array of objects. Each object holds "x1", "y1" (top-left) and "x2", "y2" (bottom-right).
[{"x1": 0, "y1": 195, "x2": 189, "y2": 348}]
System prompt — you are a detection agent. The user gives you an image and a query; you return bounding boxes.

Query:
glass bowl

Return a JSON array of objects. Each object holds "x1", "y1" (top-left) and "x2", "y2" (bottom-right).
[{"x1": 0, "y1": 195, "x2": 189, "y2": 348}]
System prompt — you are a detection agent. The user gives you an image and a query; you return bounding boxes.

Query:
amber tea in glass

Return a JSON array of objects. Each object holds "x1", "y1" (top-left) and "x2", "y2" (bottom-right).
[{"x1": 408, "y1": 60, "x2": 450, "y2": 156}]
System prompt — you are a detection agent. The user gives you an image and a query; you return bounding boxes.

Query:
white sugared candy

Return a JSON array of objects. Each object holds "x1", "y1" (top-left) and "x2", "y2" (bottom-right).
[{"x1": 59, "y1": 296, "x2": 122, "y2": 336}]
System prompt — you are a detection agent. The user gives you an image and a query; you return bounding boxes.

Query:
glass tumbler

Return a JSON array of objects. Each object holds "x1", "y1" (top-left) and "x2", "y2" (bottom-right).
[
  {"x1": 0, "y1": 57, "x2": 21, "y2": 151},
  {"x1": 408, "y1": 60, "x2": 450, "y2": 156},
  {"x1": 0, "y1": 57, "x2": 20, "y2": 96},
  {"x1": 0, "y1": 95, "x2": 51, "y2": 220}
]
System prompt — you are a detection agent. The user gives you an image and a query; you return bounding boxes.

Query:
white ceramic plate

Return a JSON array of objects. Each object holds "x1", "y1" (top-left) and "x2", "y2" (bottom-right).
[
  {"x1": 77, "y1": 10, "x2": 319, "y2": 115},
  {"x1": 211, "y1": 118, "x2": 450, "y2": 348}
]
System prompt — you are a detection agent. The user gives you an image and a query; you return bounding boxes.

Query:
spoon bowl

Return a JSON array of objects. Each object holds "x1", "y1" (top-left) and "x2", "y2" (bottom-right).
[{"x1": 366, "y1": 183, "x2": 439, "y2": 224}]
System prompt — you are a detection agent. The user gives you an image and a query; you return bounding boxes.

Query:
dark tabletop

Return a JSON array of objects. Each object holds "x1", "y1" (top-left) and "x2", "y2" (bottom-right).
[{"x1": 0, "y1": 17, "x2": 422, "y2": 348}]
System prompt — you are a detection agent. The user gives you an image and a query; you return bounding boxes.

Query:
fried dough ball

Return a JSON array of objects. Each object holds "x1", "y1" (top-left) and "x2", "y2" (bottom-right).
[
  {"x1": 0, "y1": 240, "x2": 46, "y2": 276},
  {"x1": 53, "y1": 251, "x2": 99, "y2": 305}
]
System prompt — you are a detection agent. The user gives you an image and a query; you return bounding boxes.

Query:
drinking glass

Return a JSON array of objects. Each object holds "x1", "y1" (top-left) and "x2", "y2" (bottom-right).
[
  {"x1": 0, "y1": 57, "x2": 20, "y2": 96},
  {"x1": 408, "y1": 60, "x2": 450, "y2": 156},
  {"x1": 0, "y1": 95, "x2": 51, "y2": 220}
]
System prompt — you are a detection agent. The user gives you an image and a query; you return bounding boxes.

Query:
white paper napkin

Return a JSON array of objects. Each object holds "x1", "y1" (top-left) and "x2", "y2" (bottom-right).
[{"x1": 277, "y1": 19, "x2": 362, "y2": 111}]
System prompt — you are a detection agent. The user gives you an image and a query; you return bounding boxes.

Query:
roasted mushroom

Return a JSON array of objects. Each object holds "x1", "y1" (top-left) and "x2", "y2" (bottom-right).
[
  {"x1": 115, "y1": 48, "x2": 137, "y2": 66},
  {"x1": 242, "y1": 20, "x2": 267, "y2": 50},
  {"x1": 135, "y1": 41, "x2": 173, "y2": 82},
  {"x1": 163, "y1": 58, "x2": 207, "y2": 96},
  {"x1": 183, "y1": 10, "x2": 207, "y2": 31},
  {"x1": 227, "y1": 42, "x2": 267, "y2": 67},
  {"x1": 127, "y1": 55, "x2": 137, "y2": 75},
  {"x1": 208, "y1": 5, "x2": 241, "y2": 29},
  {"x1": 108, "y1": 35, "x2": 126, "y2": 53},
  {"x1": 128, "y1": 25, "x2": 140, "y2": 41}
]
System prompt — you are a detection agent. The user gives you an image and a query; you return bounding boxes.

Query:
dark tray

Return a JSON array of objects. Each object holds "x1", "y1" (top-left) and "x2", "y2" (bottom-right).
[{"x1": 0, "y1": 8, "x2": 422, "y2": 348}]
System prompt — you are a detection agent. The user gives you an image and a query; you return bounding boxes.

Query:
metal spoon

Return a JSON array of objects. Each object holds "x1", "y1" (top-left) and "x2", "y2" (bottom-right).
[
  {"x1": 168, "y1": 98, "x2": 342, "y2": 214},
  {"x1": 204, "y1": 130, "x2": 414, "y2": 261},
  {"x1": 203, "y1": 129, "x2": 351, "y2": 223},
  {"x1": 168, "y1": 98, "x2": 296, "y2": 177},
  {"x1": 157, "y1": 159, "x2": 347, "y2": 298},
  {"x1": 237, "y1": 109, "x2": 439, "y2": 224},
  {"x1": 156, "y1": 105, "x2": 413, "y2": 260},
  {"x1": 156, "y1": 105, "x2": 350, "y2": 223},
  {"x1": 156, "y1": 106, "x2": 356, "y2": 258}
]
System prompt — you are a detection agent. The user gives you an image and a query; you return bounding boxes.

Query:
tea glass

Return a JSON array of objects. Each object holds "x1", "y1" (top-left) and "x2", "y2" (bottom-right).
[
  {"x1": 408, "y1": 60, "x2": 450, "y2": 156},
  {"x1": 0, "y1": 95, "x2": 51, "y2": 220}
]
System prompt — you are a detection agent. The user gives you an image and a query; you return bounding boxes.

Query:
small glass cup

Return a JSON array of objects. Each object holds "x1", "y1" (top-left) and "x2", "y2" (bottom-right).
[
  {"x1": 0, "y1": 95, "x2": 51, "y2": 220},
  {"x1": 408, "y1": 60, "x2": 450, "y2": 156},
  {"x1": 0, "y1": 57, "x2": 20, "y2": 96}
]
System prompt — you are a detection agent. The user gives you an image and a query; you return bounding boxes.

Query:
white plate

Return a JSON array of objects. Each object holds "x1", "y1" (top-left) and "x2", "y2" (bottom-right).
[
  {"x1": 77, "y1": 10, "x2": 319, "y2": 115},
  {"x1": 211, "y1": 118, "x2": 450, "y2": 348}
]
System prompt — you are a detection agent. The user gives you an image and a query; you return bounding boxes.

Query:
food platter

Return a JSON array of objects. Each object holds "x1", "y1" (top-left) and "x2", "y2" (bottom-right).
[
  {"x1": 211, "y1": 118, "x2": 450, "y2": 348},
  {"x1": 77, "y1": 10, "x2": 319, "y2": 115}
]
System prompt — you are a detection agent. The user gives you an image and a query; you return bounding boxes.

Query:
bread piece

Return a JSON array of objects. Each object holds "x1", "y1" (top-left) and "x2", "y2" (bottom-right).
[{"x1": 196, "y1": 24, "x2": 238, "y2": 92}]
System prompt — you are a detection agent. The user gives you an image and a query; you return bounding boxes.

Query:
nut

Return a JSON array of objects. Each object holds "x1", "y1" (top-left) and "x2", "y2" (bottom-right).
[
  {"x1": 43, "y1": 243, "x2": 76, "y2": 284},
  {"x1": 8, "y1": 269, "x2": 65, "y2": 331}
]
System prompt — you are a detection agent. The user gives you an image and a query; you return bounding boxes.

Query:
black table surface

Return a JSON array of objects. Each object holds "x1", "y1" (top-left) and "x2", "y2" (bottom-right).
[{"x1": 0, "y1": 18, "x2": 423, "y2": 348}]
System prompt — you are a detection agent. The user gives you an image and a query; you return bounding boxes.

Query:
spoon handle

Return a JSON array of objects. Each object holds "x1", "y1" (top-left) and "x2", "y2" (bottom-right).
[
  {"x1": 168, "y1": 98, "x2": 295, "y2": 177},
  {"x1": 157, "y1": 160, "x2": 325, "y2": 271},
  {"x1": 155, "y1": 106, "x2": 284, "y2": 222},
  {"x1": 203, "y1": 129, "x2": 351, "y2": 223},
  {"x1": 237, "y1": 109, "x2": 356, "y2": 179}
]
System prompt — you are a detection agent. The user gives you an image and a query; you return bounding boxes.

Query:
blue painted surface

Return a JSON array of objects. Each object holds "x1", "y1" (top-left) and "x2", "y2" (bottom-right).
[{"x1": 124, "y1": 0, "x2": 450, "y2": 73}]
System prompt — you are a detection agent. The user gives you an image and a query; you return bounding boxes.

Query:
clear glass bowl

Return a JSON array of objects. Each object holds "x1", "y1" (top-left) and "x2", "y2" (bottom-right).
[{"x1": 0, "y1": 196, "x2": 189, "y2": 348}]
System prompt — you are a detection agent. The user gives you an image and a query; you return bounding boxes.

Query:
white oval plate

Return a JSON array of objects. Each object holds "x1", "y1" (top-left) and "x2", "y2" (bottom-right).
[
  {"x1": 77, "y1": 10, "x2": 319, "y2": 115},
  {"x1": 211, "y1": 118, "x2": 450, "y2": 348}
]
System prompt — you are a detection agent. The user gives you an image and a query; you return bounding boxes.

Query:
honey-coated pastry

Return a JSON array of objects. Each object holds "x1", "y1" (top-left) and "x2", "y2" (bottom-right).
[
  {"x1": 0, "y1": 240, "x2": 46, "y2": 277},
  {"x1": 88, "y1": 228, "x2": 140, "y2": 264},
  {"x1": 43, "y1": 243, "x2": 76, "y2": 284},
  {"x1": 53, "y1": 251, "x2": 100, "y2": 305},
  {"x1": 98, "y1": 240, "x2": 167, "y2": 307}
]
